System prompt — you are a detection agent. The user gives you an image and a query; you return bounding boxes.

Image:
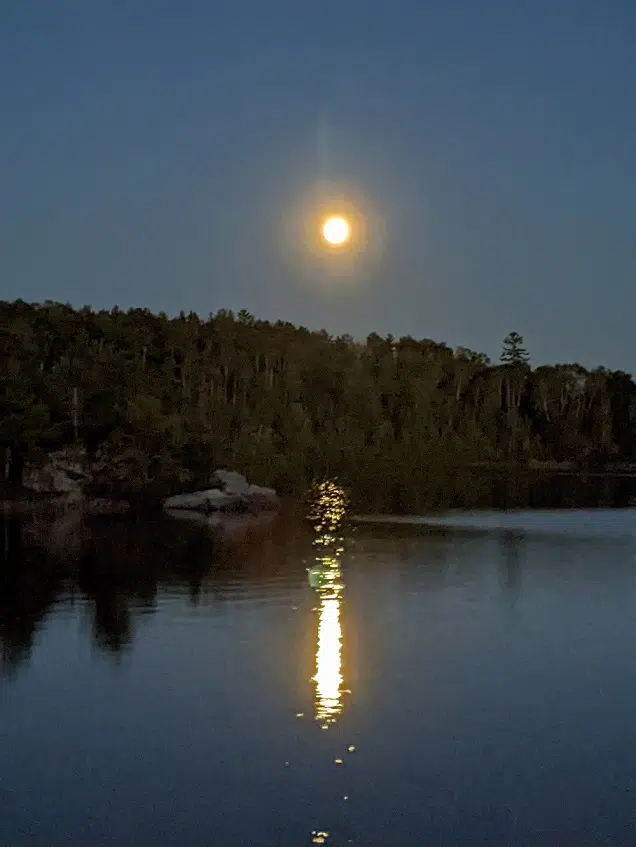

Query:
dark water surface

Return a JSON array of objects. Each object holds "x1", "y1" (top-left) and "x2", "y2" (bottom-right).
[{"x1": 3, "y1": 500, "x2": 636, "y2": 845}]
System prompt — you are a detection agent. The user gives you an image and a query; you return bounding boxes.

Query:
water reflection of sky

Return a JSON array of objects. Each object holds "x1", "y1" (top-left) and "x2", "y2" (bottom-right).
[{"x1": 6, "y1": 507, "x2": 636, "y2": 845}]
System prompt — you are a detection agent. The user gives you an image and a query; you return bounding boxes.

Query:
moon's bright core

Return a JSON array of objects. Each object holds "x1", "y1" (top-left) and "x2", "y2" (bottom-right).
[{"x1": 322, "y1": 216, "x2": 350, "y2": 245}]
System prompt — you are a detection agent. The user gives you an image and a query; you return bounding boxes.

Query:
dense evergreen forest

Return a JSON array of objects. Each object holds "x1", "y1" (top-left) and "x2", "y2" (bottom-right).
[{"x1": 2, "y1": 300, "x2": 636, "y2": 506}]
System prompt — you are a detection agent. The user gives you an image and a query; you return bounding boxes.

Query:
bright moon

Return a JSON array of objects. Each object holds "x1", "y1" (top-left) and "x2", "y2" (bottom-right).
[{"x1": 322, "y1": 216, "x2": 350, "y2": 245}]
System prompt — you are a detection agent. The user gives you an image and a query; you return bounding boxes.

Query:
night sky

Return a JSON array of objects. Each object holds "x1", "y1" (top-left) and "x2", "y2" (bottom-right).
[{"x1": 2, "y1": 1, "x2": 635, "y2": 367}]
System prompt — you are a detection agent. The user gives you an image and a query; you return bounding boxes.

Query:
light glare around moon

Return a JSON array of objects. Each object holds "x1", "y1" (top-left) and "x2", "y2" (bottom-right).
[{"x1": 279, "y1": 178, "x2": 387, "y2": 287}]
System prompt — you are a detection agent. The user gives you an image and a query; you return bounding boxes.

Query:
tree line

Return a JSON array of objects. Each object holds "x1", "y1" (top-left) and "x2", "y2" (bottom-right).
[{"x1": 2, "y1": 299, "x2": 635, "y2": 505}]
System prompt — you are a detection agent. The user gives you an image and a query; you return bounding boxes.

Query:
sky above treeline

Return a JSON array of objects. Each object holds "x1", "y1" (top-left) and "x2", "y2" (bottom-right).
[{"x1": 2, "y1": 1, "x2": 635, "y2": 369}]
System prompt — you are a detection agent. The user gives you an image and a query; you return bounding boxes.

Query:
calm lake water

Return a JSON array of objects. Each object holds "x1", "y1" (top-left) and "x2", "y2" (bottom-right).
[{"x1": 3, "y1": 493, "x2": 636, "y2": 845}]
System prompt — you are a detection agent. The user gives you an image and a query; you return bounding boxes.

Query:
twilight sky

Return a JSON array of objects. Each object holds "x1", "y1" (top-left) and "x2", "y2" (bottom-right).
[{"x1": 2, "y1": 1, "x2": 635, "y2": 368}]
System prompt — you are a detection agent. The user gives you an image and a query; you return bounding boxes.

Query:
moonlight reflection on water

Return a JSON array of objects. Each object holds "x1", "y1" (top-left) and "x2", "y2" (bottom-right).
[
  {"x1": 311, "y1": 538, "x2": 345, "y2": 728},
  {"x1": 307, "y1": 482, "x2": 349, "y2": 729}
]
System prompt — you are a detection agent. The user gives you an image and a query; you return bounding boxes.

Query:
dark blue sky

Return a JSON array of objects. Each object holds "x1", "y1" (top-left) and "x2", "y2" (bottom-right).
[{"x1": 2, "y1": 1, "x2": 634, "y2": 367}]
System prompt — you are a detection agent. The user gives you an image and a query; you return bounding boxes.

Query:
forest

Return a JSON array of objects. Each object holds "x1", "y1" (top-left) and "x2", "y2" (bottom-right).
[{"x1": 2, "y1": 299, "x2": 636, "y2": 508}]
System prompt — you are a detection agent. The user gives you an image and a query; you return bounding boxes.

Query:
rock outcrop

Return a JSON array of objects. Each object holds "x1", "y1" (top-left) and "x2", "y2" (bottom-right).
[
  {"x1": 15, "y1": 448, "x2": 129, "y2": 513},
  {"x1": 163, "y1": 488, "x2": 245, "y2": 512},
  {"x1": 243, "y1": 484, "x2": 278, "y2": 509},
  {"x1": 162, "y1": 470, "x2": 278, "y2": 520},
  {"x1": 15, "y1": 451, "x2": 276, "y2": 521},
  {"x1": 211, "y1": 469, "x2": 250, "y2": 495},
  {"x1": 22, "y1": 449, "x2": 90, "y2": 497}
]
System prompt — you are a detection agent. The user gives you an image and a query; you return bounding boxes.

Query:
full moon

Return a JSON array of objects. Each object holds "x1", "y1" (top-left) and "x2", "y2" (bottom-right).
[{"x1": 322, "y1": 216, "x2": 350, "y2": 245}]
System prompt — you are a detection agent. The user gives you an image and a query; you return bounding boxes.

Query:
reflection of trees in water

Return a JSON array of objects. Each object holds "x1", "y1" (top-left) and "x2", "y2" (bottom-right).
[
  {"x1": 0, "y1": 510, "x2": 310, "y2": 675},
  {"x1": 1, "y1": 592, "x2": 54, "y2": 677},
  {"x1": 0, "y1": 517, "x2": 65, "y2": 677},
  {"x1": 75, "y1": 532, "x2": 157, "y2": 657},
  {"x1": 91, "y1": 589, "x2": 133, "y2": 656},
  {"x1": 497, "y1": 530, "x2": 524, "y2": 607}
]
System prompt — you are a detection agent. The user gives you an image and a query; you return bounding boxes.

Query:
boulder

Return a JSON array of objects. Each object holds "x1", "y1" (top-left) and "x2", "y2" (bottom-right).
[
  {"x1": 163, "y1": 489, "x2": 244, "y2": 512},
  {"x1": 163, "y1": 508, "x2": 216, "y2": 525},
  {"x1": 245, "y1": 484, "x2": 278, "y2": 510},
  {"x1": 210, "y1": 469, "x2": 250, "y2": 495},
  {"x1": 22, "y1": 449, "x2": 90, "y2": 495},
  {"x1": 163, "y1": 471, "x2": 279, "y2": 522},
  {"x1": 22, "y1": 466, "x2": 80, "y2": 494}
]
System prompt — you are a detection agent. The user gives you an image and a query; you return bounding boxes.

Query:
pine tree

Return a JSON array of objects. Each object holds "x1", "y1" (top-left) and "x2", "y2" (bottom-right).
[{"x1": 500, "y1": 332, "x2": 530, "y2": 366}]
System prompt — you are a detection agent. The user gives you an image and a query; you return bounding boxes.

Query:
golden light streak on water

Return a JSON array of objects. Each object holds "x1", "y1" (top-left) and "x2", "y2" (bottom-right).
[
  {"x1": 307, "y1": 481, "x2": 350, "y2": 728},
  {"x1": 312, "y1": 564, "x2": 344, "y2": 726}
]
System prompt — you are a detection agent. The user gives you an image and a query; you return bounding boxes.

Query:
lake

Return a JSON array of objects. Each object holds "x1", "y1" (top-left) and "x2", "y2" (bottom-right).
[{"x1": 3, "y1": 492, "x2": 636, "y2": 845}]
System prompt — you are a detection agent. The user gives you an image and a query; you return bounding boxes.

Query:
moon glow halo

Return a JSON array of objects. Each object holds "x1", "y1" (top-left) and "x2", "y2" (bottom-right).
[{"x1": 281, "y1": 178, "x2": 385, "y2": 285}]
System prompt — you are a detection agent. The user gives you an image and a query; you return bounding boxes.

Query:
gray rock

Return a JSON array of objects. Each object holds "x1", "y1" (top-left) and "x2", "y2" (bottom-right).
[
  {"x1": 163, "y1": 472, "x2": 278, "y2": 522},
  {"x1": 163, "y1": 488, "x2": 243, "y2": 512},
  {"x1": 24, "y1": 467, "x2": 80, "y2": 494},
  {"x1": 245, "y1": 484, "x2": 278, "y2": 509},
  {"x1": 22, "y1": 449, "x2": 90, "y2": 494},
  {"x1": 211, "y1": 469, "x2": 250, "y2": 495}
]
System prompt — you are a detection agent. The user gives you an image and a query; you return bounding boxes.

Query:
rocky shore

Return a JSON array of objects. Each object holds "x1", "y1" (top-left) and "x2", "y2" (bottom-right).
[
  {"x1": 162, "y1": 469, "x2": 278, "y2": 522},
  {"x1": 3, "y1": 449, "x2": 279, "y2": 524}
]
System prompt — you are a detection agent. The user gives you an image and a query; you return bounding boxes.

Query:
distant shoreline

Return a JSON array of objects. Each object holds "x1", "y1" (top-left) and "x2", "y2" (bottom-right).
[
  {"x1": 4, "y1": 464, "x2": 636, "y2": 517},
  {"x1": 457, "y1": 459, "x2": 636, "y2": 476}
]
